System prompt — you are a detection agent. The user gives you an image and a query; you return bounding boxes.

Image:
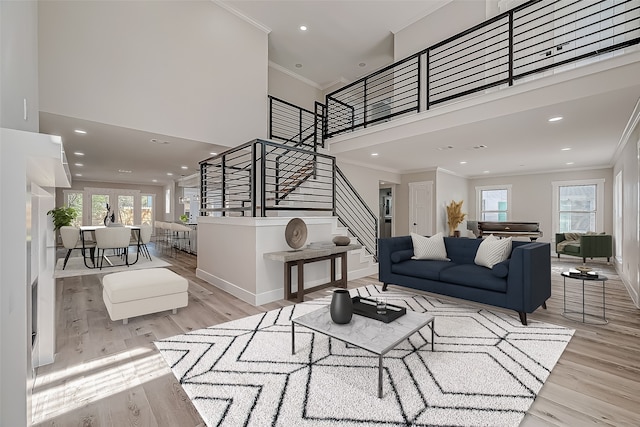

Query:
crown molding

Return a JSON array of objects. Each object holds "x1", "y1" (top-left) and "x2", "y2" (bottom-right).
[
  {"x1": 268, "y1": 61, "x2": 323, "y2": 90},
  {"x1": 213, "y1": 0, "x2": 271, "y2": 33}
]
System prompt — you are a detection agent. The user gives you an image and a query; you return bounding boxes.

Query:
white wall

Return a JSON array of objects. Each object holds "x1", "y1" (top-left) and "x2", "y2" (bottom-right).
[
  {"x1": 613, "y1": 110, "x2": 640, "y2": 306},
  {"x1": 0, "y1": 2, "x2": 41, "y2": 425},
  {"x1": 436, "y1": 169, "x2": 470, "y2": 235},
  {"x1": 336, "y1": 160, "x2": 401, "y2": 218},
  {"x1": 0, "y1": 0, "x2": 39, "y2": 132},
  {"x1": 468, "y1": 168, "x2": 614, "y2": 244},
  {"x1": 268, "y1": 65, "x2": 324, "y2": 111},
  {"x1": 38, "y1": 0, "x2": 268, "y2": 146},
  {"x1": 393, "y1": 0, "x2": 487, "y2": 62}
]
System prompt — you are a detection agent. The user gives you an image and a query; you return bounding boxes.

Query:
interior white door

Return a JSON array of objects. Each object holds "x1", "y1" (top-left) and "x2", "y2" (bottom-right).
[{"x1": 409, "y1": 181, "x2": 433, "y2": 235}]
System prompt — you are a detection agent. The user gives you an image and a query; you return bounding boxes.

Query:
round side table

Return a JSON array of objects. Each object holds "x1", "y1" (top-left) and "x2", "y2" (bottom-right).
[{"x1": 561, "y1": 271, "x2": 608, "y2": 325}]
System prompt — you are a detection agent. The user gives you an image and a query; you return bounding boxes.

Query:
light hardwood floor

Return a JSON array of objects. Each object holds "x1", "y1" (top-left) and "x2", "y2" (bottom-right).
[{"x1": 32, "y1": 245, "x2": 640, "y2": 426}]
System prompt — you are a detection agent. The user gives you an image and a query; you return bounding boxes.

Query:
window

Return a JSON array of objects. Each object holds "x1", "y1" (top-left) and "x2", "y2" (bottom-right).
[
  {"x1": 552, "y1": 179, "x2": 604, "y2": 234},
  {"x1": 91, "y1": 194, "x2": 110, "y2": 226},
  {"x1": 476, "y1": 185, "x2": 511, "y2": 221},
  {"x1": 64, "y1": 191, "x2": 83, "y2": 227},
  {"x1": 141, "y1": 195, "x2": 154, "y2": 225},
  {"x1": 117, "y1": 195, "x2": 135, "y2": 225}
]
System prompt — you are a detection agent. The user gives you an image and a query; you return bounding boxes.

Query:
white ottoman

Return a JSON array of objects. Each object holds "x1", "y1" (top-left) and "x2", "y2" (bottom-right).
[{"x1": 102, "y1": 268, "x2": 188, "y2": 324}]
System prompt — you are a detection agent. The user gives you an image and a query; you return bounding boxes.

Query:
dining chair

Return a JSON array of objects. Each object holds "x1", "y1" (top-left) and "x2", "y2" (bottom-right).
[
  {"x1": 95, "y1": 227, "x2": 132, "y2": 269},
  {"x1": 60, "y1": 226, "x2": 95, "y2": 269},
  {"x1": 130, "y1": 223, "x2": 153, "y2": 261}
]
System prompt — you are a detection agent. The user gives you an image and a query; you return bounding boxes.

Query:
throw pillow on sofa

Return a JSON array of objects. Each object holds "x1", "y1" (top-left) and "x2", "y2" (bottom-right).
[
  {"x1": 411, "y1": 232, "x2": 450, "y2": 261},
  {"x1": 475, "y1": 235, "x2": 512, "y2": 269}
]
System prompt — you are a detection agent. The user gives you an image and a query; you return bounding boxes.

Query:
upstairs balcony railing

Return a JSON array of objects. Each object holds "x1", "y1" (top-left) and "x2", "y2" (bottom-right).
[
  {"x1": 325, "y1": 0, "x2": 640, "y2": 138},
  {"x1": 269, "y1": 96, "x2": 326, "y2": 149}
]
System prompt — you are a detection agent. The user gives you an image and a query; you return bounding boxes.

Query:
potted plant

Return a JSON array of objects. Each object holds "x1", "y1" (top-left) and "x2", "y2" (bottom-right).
[
  {"x1": 180, "y1": 214, "x2": 189, "y2": 223},
  {"x1": 47, "y1": 206, "x2": 78, "y2": 231},
  {"x1": 446, "y1": 200, "x2": 466, "y2": 237}
]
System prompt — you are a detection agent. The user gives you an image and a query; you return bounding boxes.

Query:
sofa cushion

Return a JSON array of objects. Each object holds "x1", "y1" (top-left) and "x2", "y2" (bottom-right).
[
  {"x1": 475, "y1": 235, "x2": 512, "y2": 268},
  {"x1": 562, "y1": 244, "x2": 581, "y2": 254},
  {"x1": 443, "y1": 237, "x2": 482, "y2": 264},
  {"x1": 491, "y1": 259, "x2": 510, "y2": 278},
  {"x1": 411, "y1": 232, "x2": 449, "y2": 261},
  {"x1": 391, "y1": 259, "x2": 455, "y2": 281},
  {"x1": 391, "y1": 249, "x2": 414, "y2": 263},
  {"x1": 440, "y1": 264, "x2": 507, "y2": 292}
]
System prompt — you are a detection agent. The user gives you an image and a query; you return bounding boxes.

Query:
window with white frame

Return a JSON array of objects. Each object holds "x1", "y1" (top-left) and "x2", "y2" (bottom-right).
[
  {"x1": 476, "y1": 185, "x2": 511, "y2": 221},
  {"x1": 552, "y1": 179, "x2": 604, "y2": 234},
  {"x1": 63, "y1": 191, "x2": 84, "y2": 227},
  {"x1": 141, "y1": 194, "x2": 154, "y2": 225}
]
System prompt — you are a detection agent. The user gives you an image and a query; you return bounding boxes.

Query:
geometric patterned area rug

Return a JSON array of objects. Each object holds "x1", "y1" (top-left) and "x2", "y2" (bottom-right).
[{"x1": 155, "y1": 284, "x2": 574, "y2": 426}]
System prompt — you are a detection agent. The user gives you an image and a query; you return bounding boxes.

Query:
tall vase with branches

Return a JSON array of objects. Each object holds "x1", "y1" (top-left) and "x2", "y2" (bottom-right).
[{"x1": 446, "y1": 200, "x2": 466, "y2": 237}]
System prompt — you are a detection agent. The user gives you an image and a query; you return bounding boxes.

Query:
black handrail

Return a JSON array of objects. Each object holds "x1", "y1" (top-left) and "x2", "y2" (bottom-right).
[
  {"x1": 200, "y1": 139, "x2": 335, "y2": 217},
  {"x1": 335, "y1": 166, "x2": 378, "y2": 260},
  {"x1": 325, "y1": 0, "x2": 640, "y2": 138}
]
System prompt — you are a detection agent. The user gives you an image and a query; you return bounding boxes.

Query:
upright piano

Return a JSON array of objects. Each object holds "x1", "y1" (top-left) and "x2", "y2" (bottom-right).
[{"x1": 476, "y1": 221, "x2": 542, "y2": 241}]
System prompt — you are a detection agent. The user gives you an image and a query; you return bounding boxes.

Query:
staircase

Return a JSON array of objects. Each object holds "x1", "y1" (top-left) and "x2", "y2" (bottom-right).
[{"x1": 199, "y1": 136, "x2": 378, "y2": 277}]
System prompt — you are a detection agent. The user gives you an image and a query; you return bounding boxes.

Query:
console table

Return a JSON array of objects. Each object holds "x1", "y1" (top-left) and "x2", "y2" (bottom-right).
[{"x1": 264, "y1": 244, "x2": 361, "y2": 302}]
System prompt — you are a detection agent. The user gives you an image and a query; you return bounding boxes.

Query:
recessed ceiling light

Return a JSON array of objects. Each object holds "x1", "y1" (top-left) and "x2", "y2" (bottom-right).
[
  {"x1": 210, "y1": 152, "x2": 217, "y2": 156},
  {"x1": 167, "y1": 172, "x2": 173, "y2": 176},
  {"x1": 460, "y1": 161, "x2": 467, "y2": 164},
  {"x1": 75, "y1": 173, "x2": 82, "y2": 177},
  {"x1": 118, "y1": 169, "x2": 132, "y2": 173},
  {"x1": 359, "y1": 62, "x2": 366, "y2": 67},
  {"x1": 300, "y1": 25, "x2": 307, "y2": 31},
  {"x1": 371, "y1": 153, "x2": 379, "y2": 156},
  {"x1": 437, "y1": 145, "x2": 454, "y2": 151},
  {"x1": 150, "y1": 138, "x2": 169, "y2": 144},
  {"x1": 473, "y1": 144, "x2": 487, "y2": 149},
  {"x1": 74, "y1": 151, "x2": 85, "y2": 156},
  {"x1": 548, "y1": 116, "x2": 563, "y2": 122},
  {"x1": 566, "y1": 162, "x2": 574, "y2": 165},
  {"x1": 181, "y1": 165, "x2": 188, "y2": 170},
  {"x1": 152, "y1": 179, "x2": 158, "y2": 183},
  {"x1": 74, "y1": 129, "x2": 87, "y2": 134},
  {"x1": 74, "y1": 163, "x2": 83, "y2": 167},
  {"x1": 483, "y1": 170, "x2": 490, "y2": 174},
  {"x1": 561, "y1": 147, "x2": 571, "y2": 151},
  {"x1": 295, "y1": 63, "x2": 302, "y2": 68}
]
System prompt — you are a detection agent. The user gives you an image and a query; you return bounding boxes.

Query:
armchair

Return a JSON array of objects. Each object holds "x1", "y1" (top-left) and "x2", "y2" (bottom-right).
[{"x1": 555, "y1": 233, "x2": 612, "y2": 263}]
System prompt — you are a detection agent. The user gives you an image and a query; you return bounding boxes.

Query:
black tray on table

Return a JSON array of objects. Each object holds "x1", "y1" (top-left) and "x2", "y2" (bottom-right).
[{"x1": 351, "y1": 296, "x2": 406, "y2": 323}]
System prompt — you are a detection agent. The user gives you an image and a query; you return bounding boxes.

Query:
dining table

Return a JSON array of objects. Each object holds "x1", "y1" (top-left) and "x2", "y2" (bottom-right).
[{"x1": 79, "y1": 225, "x2": 142, "y2": 269}]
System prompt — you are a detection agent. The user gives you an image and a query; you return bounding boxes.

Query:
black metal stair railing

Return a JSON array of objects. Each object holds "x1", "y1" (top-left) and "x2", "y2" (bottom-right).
[
  {"x1": 269, "y1": 96, "x2": 318, "y2": 150},
  {"x1": 325, "y1": 0, "x2": 640, "y2": 138},
  {"x1": 335, "y1": 166, "x2": 378, "y2": 261},
  {"x1": 199, "y1": 139, "x2": 335, "y2": 217}
]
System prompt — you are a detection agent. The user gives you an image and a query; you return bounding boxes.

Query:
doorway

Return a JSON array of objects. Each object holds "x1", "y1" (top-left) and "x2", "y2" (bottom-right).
[
  {"x1": 409, "y1": 181, "x2": 433, "y2": 235},
  {"x1": 379, "y1": 185, "x2": 393, "y2": 239}
]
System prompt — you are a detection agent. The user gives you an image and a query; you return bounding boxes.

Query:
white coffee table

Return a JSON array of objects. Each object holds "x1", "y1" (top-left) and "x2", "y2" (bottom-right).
[{"x1": 291, "y1": 306, "x2": 434, "y2": 398}]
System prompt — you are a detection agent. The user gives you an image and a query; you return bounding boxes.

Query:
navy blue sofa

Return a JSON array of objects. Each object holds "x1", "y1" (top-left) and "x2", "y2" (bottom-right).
[{"x1": 378, "y1": 236, "x2": 551, "y2": 325}]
